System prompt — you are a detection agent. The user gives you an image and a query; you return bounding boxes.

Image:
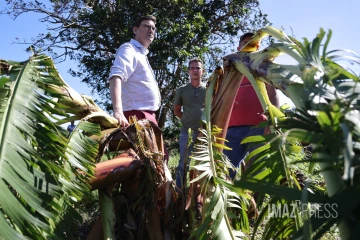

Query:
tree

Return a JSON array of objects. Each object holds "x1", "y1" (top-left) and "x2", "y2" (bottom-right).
[{"x1": 2, "y1": 0, "x2": 269, "y2": 127}]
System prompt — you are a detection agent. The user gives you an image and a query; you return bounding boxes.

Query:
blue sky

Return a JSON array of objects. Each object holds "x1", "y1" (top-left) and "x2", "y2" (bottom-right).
[
  {"x1": 1, "y1": 0, "x2": 359, "y2": 105},
  {"x1": 260, "y1": 0, "x2": 359, "y2": 104},
  {"x1": 260, "y1": 0, "x2": 359, "y2": 64}
]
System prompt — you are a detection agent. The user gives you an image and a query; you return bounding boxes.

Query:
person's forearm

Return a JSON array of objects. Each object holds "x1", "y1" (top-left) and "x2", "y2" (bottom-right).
[
  {"x1": 174, "y1": 104, "x2": 183, "y2": 119},
  {"x1": 270, "y1": 93, "x2": 280, "y2": 108},
  {"x1": 269, "y1": 93, "x2": 279, "y2": 108},
  {"x1": 109, "y1": 76, "x2": 123, "y2": 118},
  {"x1": 266, "y1": 84, "x2": 280, "y2": 108}
]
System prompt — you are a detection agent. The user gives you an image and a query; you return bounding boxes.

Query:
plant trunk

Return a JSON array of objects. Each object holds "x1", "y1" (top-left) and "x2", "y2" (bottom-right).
[
  {"x1": 210, "y1": 63, "x2": 244, "y2": 147},
  {"x1": 99, "y1": 186, "x2": 116, "y2": 240},
  {"x1": 90, "y1": 149, "x2": 143, "y2": 190}
]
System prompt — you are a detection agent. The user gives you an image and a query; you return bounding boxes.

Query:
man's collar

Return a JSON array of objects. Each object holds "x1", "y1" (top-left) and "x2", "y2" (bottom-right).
[{"x1": 130, "y1": 39, "x2": 149, "y2": 55}]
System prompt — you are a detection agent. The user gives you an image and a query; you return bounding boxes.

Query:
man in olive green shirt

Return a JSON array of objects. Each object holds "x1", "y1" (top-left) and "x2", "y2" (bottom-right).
[{"x1": 174, "y1": 57, "x2": 206, "y2": 188}]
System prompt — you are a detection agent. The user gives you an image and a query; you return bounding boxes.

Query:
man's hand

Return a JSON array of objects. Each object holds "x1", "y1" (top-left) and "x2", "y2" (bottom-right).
[{"x1": 114, "y1": 112, "x2": 130, "y2": 127}]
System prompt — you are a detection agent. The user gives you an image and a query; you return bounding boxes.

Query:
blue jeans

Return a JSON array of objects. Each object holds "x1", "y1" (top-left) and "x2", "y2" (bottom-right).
[
  {"x1": 223, "y1": 125, "x2": 264, "y2": 179},
  {"x1": 176, "y1": 131, "x2": 198, "y2": 188}
]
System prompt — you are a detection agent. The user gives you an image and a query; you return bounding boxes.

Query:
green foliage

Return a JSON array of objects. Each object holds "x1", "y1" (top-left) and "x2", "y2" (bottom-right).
[
  {"x1": 176, "y1": 26, "x2": 359, "y2": 239},
  {"x1": 162, "y1": 120, "x2": 181, "y2": 152},
  {"x1": 0, "y1": 55, "x2": 100, "y2": 239},
  {"x1": 183, "y1": 70, "x2": 248, "y2": 239},
  {"x1": 229, "y1": 28, "x2": 360, "y2": 239}
]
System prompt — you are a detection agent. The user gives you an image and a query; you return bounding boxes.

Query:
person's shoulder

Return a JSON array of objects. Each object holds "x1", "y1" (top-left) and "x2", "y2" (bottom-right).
[
  {"x1": 118, "y1": 41, "x2": 136, "y2": 51},
  {"x1": 175, "y1": 84, "x2": 188, "y2": 97},
  {"x1": 115, "y1": 41, "x2": 137, "y2": 59}
]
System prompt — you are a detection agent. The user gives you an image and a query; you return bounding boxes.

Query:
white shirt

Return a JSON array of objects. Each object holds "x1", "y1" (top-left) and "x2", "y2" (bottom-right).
[{"x1": 108, "y1": 39, "x2": 161, "y2": 111}]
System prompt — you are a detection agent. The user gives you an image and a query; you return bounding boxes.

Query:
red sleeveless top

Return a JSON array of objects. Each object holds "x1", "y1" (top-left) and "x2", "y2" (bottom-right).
[{"x1": 228, "y1": 77, "x2": 266, "y2": 127}]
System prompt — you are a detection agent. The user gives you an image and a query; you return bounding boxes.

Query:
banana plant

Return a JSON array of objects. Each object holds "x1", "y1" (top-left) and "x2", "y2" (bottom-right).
[
  {"x1": 172, "y1": 26, "x2": 359, "y2": 239},
  {"x1": 0, "y1": 55, "x2": 101, "y2": 239},
  {"x1": 187, "y1": 68, "x2": 247, "y2": 239},
  {"x1": 220, "y1": 27, "x2": 360, "y2": 239},
  {"x1": 0, "y1": 55, "x2": 175, "y2": 240}
]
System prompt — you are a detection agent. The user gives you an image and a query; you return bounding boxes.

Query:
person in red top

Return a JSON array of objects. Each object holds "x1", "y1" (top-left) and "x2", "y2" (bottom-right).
[{"x1": 224, "y1": 32, "x2": 279, "y2": 179}]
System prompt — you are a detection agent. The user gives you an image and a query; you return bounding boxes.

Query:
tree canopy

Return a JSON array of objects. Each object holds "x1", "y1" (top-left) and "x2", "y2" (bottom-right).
[{"x1": 3, "y1": 0, "x2": 269, "y2": 127}]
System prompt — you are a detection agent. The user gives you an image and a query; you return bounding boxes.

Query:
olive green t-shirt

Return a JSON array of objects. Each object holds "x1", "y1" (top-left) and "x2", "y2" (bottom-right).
[{"x1": 174, "y1": 83, "x2": 206, "y2": 133}]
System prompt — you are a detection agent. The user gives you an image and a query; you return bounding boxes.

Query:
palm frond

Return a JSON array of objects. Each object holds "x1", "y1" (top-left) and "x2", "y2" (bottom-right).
[
  {"x1": 0, "y1": 55, "x2": 100, "y2": 239},
  {"x1": 224, "y1": 27, "x2": 360, "y2": 239},
  {"x1": 188, "y1": 70, "x2": 247, "y2": 239}
]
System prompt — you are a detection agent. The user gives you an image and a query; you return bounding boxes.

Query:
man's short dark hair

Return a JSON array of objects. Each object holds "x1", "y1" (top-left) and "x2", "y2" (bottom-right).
[
  {"x1": 239, "y1": 32, "x2": 254, "y2": 44},
  {"x1": 188, "y1": 57, "x2": 204, "y2": 69},
  {"x1": 133, "y1": 15, "x2": 156, "y2": 27}
]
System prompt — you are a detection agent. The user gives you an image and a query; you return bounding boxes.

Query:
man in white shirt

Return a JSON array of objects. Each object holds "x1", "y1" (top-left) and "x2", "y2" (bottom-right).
[{"x1": 109, "y1": 15, "x2": 161, "y2": 127}]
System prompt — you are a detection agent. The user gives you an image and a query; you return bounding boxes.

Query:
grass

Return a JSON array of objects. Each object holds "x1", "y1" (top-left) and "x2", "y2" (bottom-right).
[
  {"x1": 168, "y1": 150, "x2": 180, "y2": 169},
  {"x1": 168, "y1": 150, "x2": 180, "y2": 180}
]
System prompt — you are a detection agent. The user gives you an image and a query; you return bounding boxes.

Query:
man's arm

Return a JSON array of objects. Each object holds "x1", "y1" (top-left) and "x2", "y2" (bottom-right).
[
  {"x1": 173, "y1": 88, "x2": 183, "y2": 119},
  {"x1": 109, "y1": 76, "x2": 129, "y2": 127},
  {"x1": 108, "y1": 44, "x2": 135, "y2": 81},
  {"x1": 266, "y1": 83, "x2": 280, "y2": 108},
  {"x1": 108, "y1": 44, "x2": 136, "y2": 127},
  {"x1": 174, "y1": 104, "x2": 182, "y2": 119}
]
